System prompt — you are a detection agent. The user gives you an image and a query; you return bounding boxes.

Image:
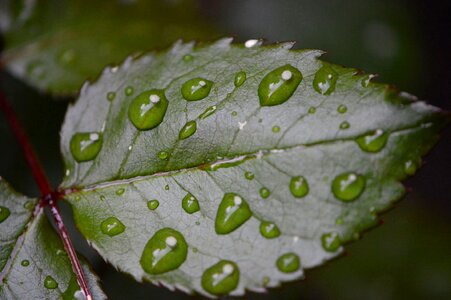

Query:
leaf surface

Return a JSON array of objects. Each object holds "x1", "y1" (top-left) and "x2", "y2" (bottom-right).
[
  {"x1": 59, "y1": 39, "x2": 448, "y2": 297},
  {"x1": 0, "y1": 179, "x2": 106, "y2": 299}
]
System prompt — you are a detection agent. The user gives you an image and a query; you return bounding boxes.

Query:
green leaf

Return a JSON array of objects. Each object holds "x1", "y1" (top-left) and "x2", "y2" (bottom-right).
[
  {"x1": 0, "y1": 0, "x2": 215, "y2": 95},
  {"x1": 0, "y1": 179, "x2": 106, "y2": 299},
  {"x1": 59, "y1": 39, "x2": 448, "y2": 296}
]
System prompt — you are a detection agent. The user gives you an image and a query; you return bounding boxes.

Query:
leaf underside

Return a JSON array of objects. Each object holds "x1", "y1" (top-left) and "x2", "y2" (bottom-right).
[{"x1": 0, "y1": 179, "x2": 106, "y2": 299}]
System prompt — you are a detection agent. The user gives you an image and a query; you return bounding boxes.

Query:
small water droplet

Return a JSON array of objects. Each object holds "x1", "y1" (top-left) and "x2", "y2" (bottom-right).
[
  {"x1": 356, "y1": 129, "x2": 388, "y2": 153},
  {"x1": 44, "y1": 275, "x2": 58, "y2": 289},
  {"x1": 404, "y1": 159, "x2": 419, "y2": 176},
  {"x1": 100, "y1": 217, "x2": 125, "y2": 236},
  {"x1": 164, "y1": 185, "x2": 170, "y2": 190},
  {"x1": 321, "y1": 232, "x2": 341, "y2": 252},
  {"x1": 182, "y1": 193, "x2": 200, "y2": 214},
  {"x1": 258, "y1": 65, "x2": 303, "y2": 106},
  {"x1": 276, "y1": 253, "x2": 300, "y2": 273},
  {"x1": 289, "y1": 176, "x2": 309, "y2": 198},
  {"x1": 201, "y1": 260, "x2": 239, "y2": 295},
  {"x1": 244, "y1": 171, "x2": 254, "y2": 180},
  {"x1": 339, "y1": 121, "x2": 350, "y2": 130},
  {"x1": 74, "y1": 195, "x2": 81, "y2": 201},
  {"x1": 183, "y1": 54, "x2": 193, "y2": 62},
  {"x1": 56, "y1": 249, "x2": 65, "y2": 256},
  {"x1": 337, "y1": 104, "x2": 348, "y2": 114},
  {"x1": 262, "y1": 276, "x2": 270, "y2": 286},
  {"x1": 158, "y1": 151, "x2": 169, "y2": 160},
  {"x1": 147, "y1": 200, "x2": 159, "y2": 210},
  {"x1": 140, "y1": 228, "x2": 188, "y2": 274},
  {"x1": 308, "y1": 107, "x2": 316, "y2": 114},
  {"x1": 58, "y1": 49, "x2": 76, "y2": 65},
  {"x1": 313, "y1": 65, "x2": 338, "y2": 95},
  {"x1": 116, "y1": 188, "x2": 125, "y2": 196},
  {"x1": 199, "y1": 106, "x2": 217, "y2": 119},
  {"x1": 245, "y1": 39, "x2": 261, "y2": 48},
  {"x1": 259, "y1": 221, "x2": 280, "y2": 239},
  {"x1": 24, "y1": 201, "x2": 34, "y2": 210},
  {"x1": 70, "y1": 132, "x2": 103, "y2": 162},
  {"x1": 332, "y1": 172, "x2": 366, "y2": 202},
  {"x1": 259, "y1": 187, "x2": 270, "y2": 199},
  {"x1": 99, "y1": 195, "x2": 106, "y2": 201},
  {"x1": 215, "y1": 193, "x2": 252, "y2": 234},
  {"x1": 195, "y1": 221, "x2": 200, "y2": 226},
  {"x1": 361, "y1": 74, "x2": 376, "y2": 87},
  {"x1": 231, "y1": 111, "x2": 238, "y2": 117},
  {"x1": 179, "y1": 120, "x2": 197, "y2": 140},
  {"x1": 21, "y1": 260, "x2": 29, "y2": 267},
  {"x1": 107, "y1": 92, "x2": 116, "y2": 101},
  {"x1": 181, "y1": 78, "x2": 213, "y2": 101},
  {"x1": 272, "y1": 126, "x2": 281, "y2": 133},
  {"x1": 125, "y1": 86, "x2": 134, "y2": 96},
  {"x1": 234, "y1": 71, "x2": 247, "y2": 87},
  {"x1": 128, "y1": 89, "x2": 169, "y2": 131},
  {"x1": 336, "y1": 218, "x2": 344, "y2": 225}
]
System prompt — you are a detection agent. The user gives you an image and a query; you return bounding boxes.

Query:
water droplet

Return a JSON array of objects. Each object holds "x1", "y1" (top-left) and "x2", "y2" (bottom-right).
[
  {"x1": 125, "y1": 86, "x2": 134, "y2": 96},
  {"x1": 259, "y1": 187, "x2": 270, "y2": 199},
  {"x1": 260, "y1": 221, "x2": 280, "y2": 239},
  {"x1": 140, "y1": 228, "x2": 188, "y2": 274},
  {"x1": 244, "y1": 171, "x2": 254, "y2": 180},
  {"x1": 116, "y1": 188, "x2": 125, "y2": 196},
  {"x1": 361, "y1": 74, "x2": 376, "y2": 87},
  {"x1": 404, "y1": 160, "x2": 419, "y2": 176},
  {"x1": 308, "y1": 107, "x2": 316, "y2": 114},
  {"x1": 245, "y1": 39, "x2": 261, "y2": 48},
  {"x1": 107, "y1": 92, "x2": 116, "y2": 101},
  {"x1": 234, "y1": 71, "x2": 247, "y2": 87},
  {"x1": 337, "y1": 104, "x2": 348, "y2": 114},
  {"x1": 99, "y1": 195, "x2": 106, "y2": 201},
  {"x1": 201, "y1": 260, "x2": 239, "y2": 295},
  {"x1": 181, "y1": 78, "x2": 213, "y2": 101},
  {"x1": 21, "y1": 260, "x2": 29, "y2": 267},
  {"x1": 262, "y1": 276, "x2": 270, "y2": 286},
  {"x1": 58, "y1": 49, "x2": 76, "y2": 65},
  {"x1": 289, "y1": 176, "x2": 309, "y2": 198},
  {"x1": 164, "y1": 185, "x2": 170, "y2": 190},
  {"x1": 56, "y1": 249, "x2": 65, "y2": 256},
  {"x1": 276, "y1": 253, "x2": 300, "y2": 273},
  {"x1": 100, "y1": 217, "x2": 125, "y2": 236},
  {"x1": 272, "y1": 126, "x2": 281, "y2": 133},
  {"x1": 147, "y1": 200, "x2": 159, "y2": 210},
  {"x1": 158, "y1": 151, "x2": 169, "y2": 160},
  {"x1": 23, "y1": 201, "x2": 34, "y2": 210},
  {"x1": 258, "y1": 65, "x2": 303, "y2": 106},
  {"x1": 321, "y1": 232, "x2": 341, "y2": 252},
  {"x1": 179, "y1": 120, "x2": 197, "y2": 140},
  {"x1": 336, "y1": 218, "x2": 344, "y2": 225},
  {"x1": 128, "y1": 89, "x2": 169, "y2": 131},
  {"x1": 356, "y1": 129, "x2": 388, "y2": 153},
  {"x1": 313, "y1": 65, "x2": 338, "y2": 95},
  {"x1": 70, "y1": 132, "x2": 103, "y2": 162},
  {"x1": 231, "y1": 111, "x2": 238, "y2": 117},
  {"x1": 199, "y1": 106, "x2": 217, "y2": 119},
  {"x1": 182, "y1": 193, "x2": 200, "y2": 214},
  {"x1": 339, "y1": 121, "x2": 350, "y2": 130},
  {"x1": 44, "y1": 275, "x2": 58, "y2": 289},
  {"x1": 195, "y1": 221, "x2": 200, "y2": 226},
  {"x1": 215, "y1": 193, "x2": 252, "y2": 234},
  {"x1": 74, "y1": 195, "x2": 81, "y2": 201},
  {"x1": 183, "y1": 54, "x2": 193, "y2": 62},
  {"x1": 332, "y1": 172, "x2": 366, "y2": 202}
]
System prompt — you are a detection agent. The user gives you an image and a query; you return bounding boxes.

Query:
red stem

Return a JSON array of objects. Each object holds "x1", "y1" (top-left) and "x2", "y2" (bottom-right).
[{"x1": 0, "y1": 91, "x2": 93, "y2": 300}]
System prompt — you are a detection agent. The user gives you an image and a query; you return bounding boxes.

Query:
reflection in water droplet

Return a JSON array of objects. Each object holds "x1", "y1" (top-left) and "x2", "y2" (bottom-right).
[
  {"x1": 199, "y1": 106, "x2": 217, "y2": 119},
  {"x1": 276, "y1": 253, "x2": 300, "y2": 273},
  {"x1": 356, "y1": 129, "x2": 388, "y2": 153},
  {"x1": 313, "y1": 65, "x2": 338, "y2": 95},
  {"x1": 259, "y1": 187, "x2": 270, "y2": 199},
  {"x1": 215, "y1": 193, "x2": 252, "y2": 234},
  {"x1": 140, "y1": 228, "x2": 188, "y2": 274},
  {"x1": 44, "y1": 275, "x2": 58, "y2": 289},
  {"x1": 0, "y1": 206, "x2": 11, "y2": 223},
  {"x1": 100, "y1": 217, "x2": 125, "y2": 236},
  {"x1": 337, "y1": 104, "x2": 348, "y2": 114},
  {"x1": 182, "y1": 193, "x2": 200, "y2": 214},
  {"x1": 332, "y1": 172, "x2": 366, "y2": 202},
  {"x1": 260, "y1": 221, "x2": 280, "y2": 239},
  {"x1": 147, "y1": 200, "x2": 159, "y2": 210},
  {"x1": 201, "y1": 260, "x2": 239, "y2": 295},
  {"x1": 321, "y1": 232, "x2": 341, "y2": 252},
  {"x1": 244, "y1": 171, "x2": 254, "y2": 180},
  {"x1": 234, "y1": 71, "x2": 247, "y2": 87},
  {"x1": 70, "y1": 132, "x2": 103, "y2": 162},
  {"x1": 258, "y1": 65, "x2": 303, "y2": 106},
  {"x1": 181, "y1": 78, "x2": 213, "y2": 101},
  {"x1": 128, "y1": 89, "x2": 169, "y2": 131},
  {"x1": 179, "y1": 120, "x2": 197, "y2": 140},
  {"x1": 289, "y1": 176, "x2": 309, "y2": 198}
]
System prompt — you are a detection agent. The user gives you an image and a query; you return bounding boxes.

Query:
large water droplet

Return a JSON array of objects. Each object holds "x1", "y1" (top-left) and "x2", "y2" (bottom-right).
[
  {"x1": 179, "y1": 120, "x2": 197, "y2": 140},
  {"x1": 321, "y1": 232, "x2": 341, "y2": 252},
  {"x1": 128, "y1": 89, "x2": 168, "y2": 131},
  {"x1": 259, "y1": 187, "x2": 270, "y2": 199},
  {"x1": 44, "y1": 275, "x2": 58, "y2": 289},
  {"x1": 332, "y1": 172, "x2": 366, "y2": 202},
  {"x1": 260, "y1": 221, "x2": 280, "y2": 239},
  {"x1": 0, "y1": 206, "x2": 10, "y2": 223},
  {"x1": 289, "y1": 176, "x2": 309, "y2": 198},
  {"x1": 182, "y1": 193, "x2": 200, "y2": 214},
  {"x1": 70, "y1": 132, "x2": 102, "y2": 162},
  {"x1": 356, "y1": 129, "x2": 388, "y2": 153},
  {"x1": 215, "y1": 193, "x2": 252, "y2": 234},
  {"x1": 147, "y1": 199, "x2": 160, "y2": 210},
  {"x1": 140, "y1": 228, "x2": 188, "y2": 274},
  {"x1": 234, "y1": 71, "x2": 247, "y2": 87},
  {"x1": 201, "y1": 260, "x2": 239, "y2": 295},
  {"x1": 199, "y1": 106, "x2": 217, "y2": 119},
  {"x1": 313, "y1": 65, "x2": 338, "y2": 95},
  {"x1": 258, "y1": 65, "x2": 303, "y2": 106},
  {"x1": 100, "y1": 217, "x2": 125, "y2": 236},
  {"x1": 276, "y1": 253, "x2": 300, "y2": 273},
  {"x1": 181, "y1": 78, "x2": 213, "y2": 101}
]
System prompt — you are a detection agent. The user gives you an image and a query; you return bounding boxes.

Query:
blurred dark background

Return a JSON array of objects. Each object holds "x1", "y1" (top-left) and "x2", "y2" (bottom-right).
[{"x1": 0, "y1": 0, "x2": 450, "y2": 299}]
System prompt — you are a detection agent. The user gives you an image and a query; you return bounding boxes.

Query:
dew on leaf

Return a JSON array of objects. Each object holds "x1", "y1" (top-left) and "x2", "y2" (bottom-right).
[
  {"x1": 158, "y1": 151, "x2": 169, "y2": 160},
  {"x1": 115, "y1": 188, "x2": 125, "y2": 196},
  {"x1": 181, "y1": 78, "x2": 213, "y2": 101},
  {"x1": 100, "y1": 217, "x2": 125, "y2": 237},
  {"x1": 276, "y1": 253, "x2": 300, "y2": 273},
  {"x1": 99, "y1": 195, "x2": 106, "y2": 201},
  {"x1": 107, "y1": 92, "x2": 116, "y2": 101},
  {"x1": 332, "y1": 172, "x2": 366, "y2": 202},
  {"x1": 231, "y1": 111, "x2": 238, "y2": 117},
  {"x1": 21, "y1": 260, "x2": 29, "y2": 267},
  {"x1": 215, "y1": 193, "x2": 252, "y2": 234},
  {"x1": 260, "y1": 221, "x2": 280, "y2": 239},
  {"x1": 179, "y1": 120, "x2": 197, "y2": 140},
  {"x1": 182, "y1": 193, "x2": 200, "y2": 214},
  {"x1": 259, "y1": 187, "x2": 270, "y2": 199},
  {"x1": 128, "y1": 89, "x2": 169, "y2": 131},
  {"x1": 199, "y1": 106, "x2": 217, "y2": 119},
  {"x1": 183, "y1": 54, "x2": 193, "y2": 62},
  {"x1": 289, "y1": 176, "x2": 309, "y2": 198},
  {"x1": 234, "y1": 71, "x2": 247, "y2": 87},
  {"x1": 244, "y1": 171, "x2": 254, "y2": 180},
  {"x1": 313, "y1": 65, "x2": 338, "y2": 95},
  {"x1": 361, "y1": 74, "x2": 376, "y2": 87},
  {"x1": 337, "y1": 104, "x2": 348, "y2": 114},
  {"x1": 147, "y1": 200, "x2": 159, "y2": 210},
  {"x1": 44, "y1": 276, "x2": 58, "y2": 289},
  {"x1": 70, "y1": 132, "x2": 103, "y2": 162},
  {"x1": 58, "y1": 49, "x2": 76, "y2": 65},
  {"x1": 201, "y1": 260, "x2": 239, "y2": 295},
  {"x1": 0, "y1": 206, "x2": 10, "y2": 223},
  {"x1": 140, "y1": 228, "x2": 188, "y2": 275},
  {"x1": 322, "y1": 232, "x2": 341, "y2": 252},
  {"x1": 404, "y1": 159, "x2": 419, "y2": 176},
  {"x1": 356, "y1": 129, "x2": 388, "y2": 153},
  {"x1": 272, "y1": 126, "x2": 281, "y2": 133},
  {"x1": 339, "y1": 121, "x2": 350, "y2": 130},
  {"x1": 258, "y1": 64, "x2": 303, "y2": 106},
  {"x1": 164, "y1": 185, "x2": 170, "y2": 190},
  {"x1": 125, "y1": 86, "x2": 134, "y2": 96},
  {"x1": 23, "y1": 201, "x2": 34, "y2": 210},
  {"x1": 308, "y1": 107, "x2": 316, "y2": 114}
]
